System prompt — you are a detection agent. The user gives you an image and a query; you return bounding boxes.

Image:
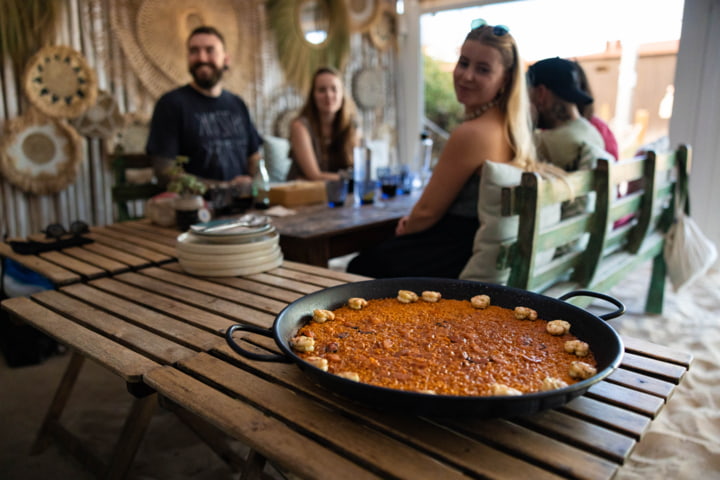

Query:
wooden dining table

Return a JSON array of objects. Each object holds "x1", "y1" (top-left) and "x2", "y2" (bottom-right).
[
  {"x1": 1, "y1": 240, "x2": 693, "y2": 479},
  {"x1": 265, "y1": 190, "x2": 419, "y2": 267}
]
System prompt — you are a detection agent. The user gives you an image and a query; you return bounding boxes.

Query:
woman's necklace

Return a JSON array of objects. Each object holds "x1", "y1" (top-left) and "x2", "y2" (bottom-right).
[{"x1": 464, "y1": 99, "x2": 498, "y2": 122}]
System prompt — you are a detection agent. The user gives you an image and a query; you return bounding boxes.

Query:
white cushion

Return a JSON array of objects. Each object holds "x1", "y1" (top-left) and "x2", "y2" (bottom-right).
[
  {"x1": 263, "y1": 135, "x2": 291, "y2": 183},
  {"x1": 460, "y1": 161, "x2": 559, "y2": 285}
]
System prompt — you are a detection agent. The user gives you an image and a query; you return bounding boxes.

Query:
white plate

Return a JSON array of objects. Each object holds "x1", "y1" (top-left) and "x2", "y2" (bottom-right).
[
  {"x1": 179, "y1": 254, "x2": 283, "y2": 277},
  {"x1": 177, "y1": 243, "x2": 280, "y2": 263},
  {"x1": 177, "y1": 231, "x2": 278, "y2": 254},
  {"x1": 186, "y1": 225, "x2": 276, "y2": 245},
  {"x1": 179, "y1": 245, "x2": 282, "y2": 268}
]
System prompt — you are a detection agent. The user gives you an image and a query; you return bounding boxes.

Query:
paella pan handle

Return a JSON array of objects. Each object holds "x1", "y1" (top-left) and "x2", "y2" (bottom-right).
[
  {"x1": 225, "y1": 324, "x2": 291, "y2": 362},
  {"x1": 558, "y1": 290, "x2": 626, "y2": 321}
]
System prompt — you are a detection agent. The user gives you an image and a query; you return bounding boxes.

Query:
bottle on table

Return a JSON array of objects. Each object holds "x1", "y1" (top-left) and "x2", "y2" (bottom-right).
[
  {"x1": 252, "y1": 157, "x2": 271, "y2": 209},
  {"x1": 353, "y1": 141, "x2": 375, "y2": 205}
]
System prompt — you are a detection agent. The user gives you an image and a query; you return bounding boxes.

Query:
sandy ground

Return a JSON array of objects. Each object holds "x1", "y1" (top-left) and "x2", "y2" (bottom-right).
[{"x1": 1, "y1": 260, "x2": 718, "y2": 479}]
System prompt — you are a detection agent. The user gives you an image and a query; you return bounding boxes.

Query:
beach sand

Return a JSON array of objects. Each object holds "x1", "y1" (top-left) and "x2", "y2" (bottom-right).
[
  {"x1": 609, "y1": 265, "x2": 720, "y2": 480},
  {"x1": 1, "y1": 262, "x2": 718, "y2": 479}
]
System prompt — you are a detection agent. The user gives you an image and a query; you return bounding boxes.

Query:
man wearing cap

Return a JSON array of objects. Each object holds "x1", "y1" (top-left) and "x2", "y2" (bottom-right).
[
  {"x1": 527, "y1": 57, "x2": 611, "y2": 171},
  {"x1": 146, "y1": 25, "x2": 262, "y2": 186}
]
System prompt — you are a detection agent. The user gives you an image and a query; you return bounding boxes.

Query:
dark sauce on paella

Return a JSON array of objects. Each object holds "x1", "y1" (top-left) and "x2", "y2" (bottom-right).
[{"x1": 295, "y1": 297, "x2": 597, "y2": 396}]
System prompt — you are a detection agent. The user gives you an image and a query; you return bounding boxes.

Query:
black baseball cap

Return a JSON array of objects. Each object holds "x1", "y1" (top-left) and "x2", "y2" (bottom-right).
[{"x1": 527, "y1": 57, "x2": 593, "y2": 105}]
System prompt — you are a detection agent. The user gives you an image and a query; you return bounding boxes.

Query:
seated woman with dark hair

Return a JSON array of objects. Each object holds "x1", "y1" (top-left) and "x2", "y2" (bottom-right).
[{"x1": 573, "y1": 61, "x2": 619, "y2": 161}]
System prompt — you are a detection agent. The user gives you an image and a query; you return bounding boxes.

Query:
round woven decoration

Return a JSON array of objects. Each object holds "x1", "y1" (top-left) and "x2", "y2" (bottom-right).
[
  {"x1": 347, "y1": 0, "x2": 382, "y2": 33},
  {"x1": 135, "y1": 0, "x2": 246, "y2": 91},
  {"x1": 22, "y1": 45, "x2": 98, "y2": 119},
  {"x1": 69, "y1": 90, "x2": 125, "y2": 139},
  {"x1": 0, "y1": 109, "x2": 83, "y2": 195}
]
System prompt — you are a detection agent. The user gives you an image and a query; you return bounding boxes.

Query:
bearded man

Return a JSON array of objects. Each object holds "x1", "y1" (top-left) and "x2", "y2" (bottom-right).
[{"x1": 146, "y1": 26, "x2": 262, "y2": 184}]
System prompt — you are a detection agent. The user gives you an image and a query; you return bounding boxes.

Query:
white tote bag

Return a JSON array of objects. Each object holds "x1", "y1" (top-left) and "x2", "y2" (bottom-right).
[{"x1": 663, "y1": 191, "x2": 718, "y2": 292}]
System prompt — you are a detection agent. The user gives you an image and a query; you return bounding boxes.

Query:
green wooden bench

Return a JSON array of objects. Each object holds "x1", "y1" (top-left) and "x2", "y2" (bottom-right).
[{"x1": 498, "y1": 144, "x2": 690, "y2": 314}]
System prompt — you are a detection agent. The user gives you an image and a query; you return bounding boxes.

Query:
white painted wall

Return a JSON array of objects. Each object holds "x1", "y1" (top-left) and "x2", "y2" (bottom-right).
[{"x1": 669, "y1": 0, "x2": 720, "y2": 258}]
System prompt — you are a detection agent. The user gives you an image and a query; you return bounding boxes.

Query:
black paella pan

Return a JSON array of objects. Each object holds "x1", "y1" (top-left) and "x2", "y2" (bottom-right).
[{"x1": 226, "y1": 278, "x2": 625, "y2": 417}]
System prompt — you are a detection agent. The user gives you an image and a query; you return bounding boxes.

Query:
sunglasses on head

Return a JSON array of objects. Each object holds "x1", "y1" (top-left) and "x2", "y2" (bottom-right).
[
  {"x1": 470, "y1": 18, "x2": 510, "y2": 36},
  {"x1": 44, "y1": 221, "x2": 90, "y2": 240}
]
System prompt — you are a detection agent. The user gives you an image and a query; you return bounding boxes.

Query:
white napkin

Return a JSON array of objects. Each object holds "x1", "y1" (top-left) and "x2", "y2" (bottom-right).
[{"x1": 264, "y1": 205, "x2": 296, "y2": 217}]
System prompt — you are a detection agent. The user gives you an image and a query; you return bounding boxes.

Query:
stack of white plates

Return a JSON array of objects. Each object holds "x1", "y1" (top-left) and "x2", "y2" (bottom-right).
[{"x1": 176, "y1": 215, "x2": 283, "y2": 276}]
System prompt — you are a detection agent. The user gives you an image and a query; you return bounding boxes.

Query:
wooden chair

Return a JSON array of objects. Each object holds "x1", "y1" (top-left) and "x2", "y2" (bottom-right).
[{"x1": 111, "y1": 153, "x2": 164, "y2": 222}]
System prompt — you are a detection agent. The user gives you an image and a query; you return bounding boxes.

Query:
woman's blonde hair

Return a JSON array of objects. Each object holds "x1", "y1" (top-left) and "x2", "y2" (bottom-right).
[
  {"x1": 298, "y1": 67, "x2": 358, "y2": 170},
  {"x1": 464, "y1": 25, "x2": 536, "y2": 170}
]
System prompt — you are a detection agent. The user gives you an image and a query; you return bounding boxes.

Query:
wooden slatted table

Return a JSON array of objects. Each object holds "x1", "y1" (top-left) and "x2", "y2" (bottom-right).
[
  {"x1": 0, "y1": 221, "x2": 179, "y2": 286},
  {"x1": 0, "y1": 260, "x2": 367, "y2": 479},
  {"x1": 2, "y1": 257, "x2": 693, "y2": 479}
]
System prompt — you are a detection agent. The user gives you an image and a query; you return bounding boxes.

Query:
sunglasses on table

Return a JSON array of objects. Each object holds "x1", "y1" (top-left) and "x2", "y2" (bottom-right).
[
  {"x1": 470, "y1": 18, "x2": 510, "y2": 36},
  {"x1": 43, "y1": 221, "x2": 90, "y2": 240}
]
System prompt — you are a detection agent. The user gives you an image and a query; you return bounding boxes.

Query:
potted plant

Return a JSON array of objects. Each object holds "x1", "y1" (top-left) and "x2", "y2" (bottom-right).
[{"x1": 166, "y1": 156, "x2": 207, "y2": 230}]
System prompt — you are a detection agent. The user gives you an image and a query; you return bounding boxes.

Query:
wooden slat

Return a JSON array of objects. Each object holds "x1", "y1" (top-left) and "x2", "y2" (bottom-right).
[
  {"x1": 0, "y1": 242, "x2": 81, "y2": 285},
  {"x1": 561, "y1": 396, "x2": 651, "y2": 439},
  {"x1": 620, "y1": 335, "x2": 693, "y2": 367},
  {"x1": 282, "y1": 260, "x2": 371, "y2": 283},
  {"x1": 442, "y1": 417, "x2": 620, "y2": 480},
  {"x1": 106, "y1": 222, "x2": 179, "y2": 247},
  {"x1": 137, "y1": 267, "x2": 289, "y2": 315},
  {"x1": 586, "y1": 381, "x2": 665, "y2": 417},
  {"x1": 36, "y1": 250, "x2": 107, "y2": 279},
  {"x1": 30, "y1": 290, "x2": 196, "y2": 365},
  {"x1": 620, "y1": 352, "x2": 689, "y2": 384},
  {"x1": 113, "y1": 271, "x2": 276, "y2": 328},
  {"x1": 60, "y1": 283, "x2": 222, "y2": 351},
  {"x1": 1, "y1": 297, "x2": 158, "y2": 381},
  {"x1": 515, "y1": 409, "x2": 636, "y2": 463},
  {"x1": 262, "y1": 260, "x2": 356, "y2": 288},
  {"x1": 240, "y1": 271, "x2": 327, "y2": 294},
  {"x1": 81, "y1": 242, "x2": 153, "y2": 269},
  {"x1": 86, "y1": 231, "x2": 173, "y2": 263},
  {"x1": 606, "y1": 367, "x2": 677, "y2": 399},
  {"x1": 144, "y1": 367, "x2": 381, "y2": 480},
  {"x1": 193, "y1": 275, "x2": 304, "y2": 304},
  {"x1": 89, "y1": 277, "x2": 236, "y2": 335},
  {"x1": 111, "y1": 220, "x2": 181, "y2": 239},
  {"x1": 60, "y1": 246, "x2": 131, "y2": 274}
]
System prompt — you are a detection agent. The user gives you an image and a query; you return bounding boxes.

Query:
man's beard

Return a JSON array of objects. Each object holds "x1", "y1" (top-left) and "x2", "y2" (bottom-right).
[{"x1": 190, "y1": 62, "x2": 224, "y2": 89}]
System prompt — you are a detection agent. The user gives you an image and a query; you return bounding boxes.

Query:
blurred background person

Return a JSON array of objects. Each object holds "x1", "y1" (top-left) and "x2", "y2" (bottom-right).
[
  {"x1": 286, "y1": 67, "x2": 359, "y2": 181},
  {"x1": 573, "y1": 61, "x2": 619, "y2": 160},
  {"x1": 146, "y1": 25, "x2": 262, "y2": 186},
  {"x1": 527, "y1": 57, "x2": 612, "y2": 172}
]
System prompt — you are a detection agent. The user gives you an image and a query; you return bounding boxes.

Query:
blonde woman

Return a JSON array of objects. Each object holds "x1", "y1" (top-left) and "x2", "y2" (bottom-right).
[
  {"x1": 286, "y1": 67, "x2": 359, "y2": 181},
  {"x1": 348, "y1": 19, "x2": 539, "y2": 278}
]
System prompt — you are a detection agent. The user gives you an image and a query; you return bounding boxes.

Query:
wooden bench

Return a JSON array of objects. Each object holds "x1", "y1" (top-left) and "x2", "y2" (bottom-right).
[{"x1": 498, "y1": 144, "x2": 690, "y2": 314}]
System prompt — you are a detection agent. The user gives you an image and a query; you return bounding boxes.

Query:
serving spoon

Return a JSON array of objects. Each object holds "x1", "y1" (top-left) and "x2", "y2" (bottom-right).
[{"x1": 190, "y1": 214, "x2": 270, "y2": 234}]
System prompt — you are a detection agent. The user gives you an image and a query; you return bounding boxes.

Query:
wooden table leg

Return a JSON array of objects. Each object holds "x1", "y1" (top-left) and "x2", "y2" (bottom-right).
[
  {"x1": 31, "y1": 351, "x2": 85, "y2": 454},
  {"x1": 104, "y1": 392, "x2": 158, "y2": 480},
  {"x1": 240, "y1": 449, "x2": 268, "y2": 480}
]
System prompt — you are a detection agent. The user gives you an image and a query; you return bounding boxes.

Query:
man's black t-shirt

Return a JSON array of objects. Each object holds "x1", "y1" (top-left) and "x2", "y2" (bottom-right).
[{"x1": 146, "y1": 85, "x2": 262, "y2": 181}]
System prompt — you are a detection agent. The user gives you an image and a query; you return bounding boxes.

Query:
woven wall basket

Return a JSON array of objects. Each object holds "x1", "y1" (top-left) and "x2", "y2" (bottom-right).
[
  {"x1": 0, "y1": 108, "x2": 83, "y2": 195},
  {"x1": 22, "y1": 45, "x2": 98, "y2": 119},
  {"x1": 110, "y1": 0, "x2": 255, "y2": 101}
]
